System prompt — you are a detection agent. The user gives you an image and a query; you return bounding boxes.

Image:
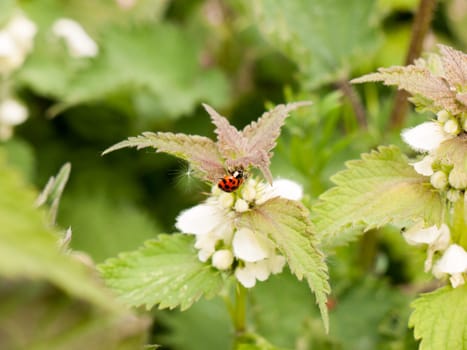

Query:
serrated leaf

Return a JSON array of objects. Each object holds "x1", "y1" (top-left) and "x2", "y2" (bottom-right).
[
  {"x1": 238, "y1": 197, "x2": 330, "y2": 332},
  {"x1": 233, "y1": 102, "x2": 313, "y2": 183},
  {"x1": 438, "y1": 44, "x2": 467, "y2": 88},
  {"x1": 103, "y1": 132, "x2": 225, "y2": 182},
  {"x1": 98, "y1": 234, "x2": 224, "y2": 311},
  {"x1": 409, "y1": 285, "x2": 467, "y2": 350},
  {"x1": 313, "y1": 146, "x2": 444, "y2": 248},
  {"x1": 352, "y1": 44, "x2": 467, "y2": 115},
  {"x1": 242, "y1": 0, "x2": 382, "y2": 87},
  {"x1": 203, "y1": 103, "x2": 247, "y2": 161}
]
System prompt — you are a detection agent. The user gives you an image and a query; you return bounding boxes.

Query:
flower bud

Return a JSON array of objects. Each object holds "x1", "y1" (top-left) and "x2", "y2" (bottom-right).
[
  {"x1": 212, "y1": 249, "x2": 234, "y2": 270},
  {"x1": 448, "y1": 168, "x2": 467, "y2": 190},
  {"x1": 234, "y1": 198, "x2": 249, "y2": 212},
  {"x1": 436, "y1": 110, "x2": 450, "y2": 123},
  {"x1": 430, "y1": 171, "x2": 448, "y2": 189},
  {"x1": 443, "y1": 118, "x2": 460, "y2": 135}
]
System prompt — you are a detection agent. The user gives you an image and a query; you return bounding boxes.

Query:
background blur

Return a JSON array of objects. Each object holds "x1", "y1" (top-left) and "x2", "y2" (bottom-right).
[{"x1": 1, "y1": 0, "x2": 466, "y2": 349}]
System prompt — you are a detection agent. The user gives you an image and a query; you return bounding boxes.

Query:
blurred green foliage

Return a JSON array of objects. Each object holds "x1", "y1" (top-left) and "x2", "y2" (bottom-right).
[{"x1": 1, "y1": 0, "x2": 466, "y2": 349}]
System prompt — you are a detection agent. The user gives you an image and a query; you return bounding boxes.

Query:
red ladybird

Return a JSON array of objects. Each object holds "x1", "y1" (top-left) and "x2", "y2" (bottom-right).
[{"x1": 218, "y1": 169, "x2": 245, "y2": 193}]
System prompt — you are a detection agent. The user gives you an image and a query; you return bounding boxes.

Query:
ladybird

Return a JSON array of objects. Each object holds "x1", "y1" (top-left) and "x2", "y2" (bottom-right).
[{"x1": 218, "y1": 169, "x2": 245, "y2": 193}]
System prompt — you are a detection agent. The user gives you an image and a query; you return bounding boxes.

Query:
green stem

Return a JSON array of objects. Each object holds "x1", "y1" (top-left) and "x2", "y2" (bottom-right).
[{"x1": 233, "y1": 282, "x2": 247, "y2": 335}]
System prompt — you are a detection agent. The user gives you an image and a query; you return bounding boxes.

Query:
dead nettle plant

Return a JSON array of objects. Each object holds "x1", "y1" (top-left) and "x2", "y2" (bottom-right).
[
  {"x1": 99, "y1": 102, "x2": 331, "y2": 344},
  {"x1": 315, "y1": 44, "x2": 467, "y2": 348}
]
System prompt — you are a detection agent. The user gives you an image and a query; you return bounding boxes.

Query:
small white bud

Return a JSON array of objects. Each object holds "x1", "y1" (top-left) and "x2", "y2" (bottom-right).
[
  {"x1": 448, "y1": 169, "x2": 467, "y2": 190},
  {"x1": 430, "y1": 171, "x2": 448, "y2": 189},
  {"x1": 211, "y1": 249, "x2": 234, "y2": 270},
  {"x1": 234, "y1": 198, "x2": 249, "y2": 212},
  {"x1": 436, "y1": 110, "x2": 450, "y2": 123},
  {"x1": 443, "y1": 118, "x2": 460, "y2": 135}
]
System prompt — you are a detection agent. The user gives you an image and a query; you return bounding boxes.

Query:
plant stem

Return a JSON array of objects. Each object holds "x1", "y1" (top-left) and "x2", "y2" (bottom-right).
[
  {"x1": 233, "y1": 282, "x2": 247, "y2": 336},
  {"x1": 337, "y1": 79, "x2": 367, "y2": 129},
  {"x1": 390, "y1": 0, "x2": 437, "y2": 128}
]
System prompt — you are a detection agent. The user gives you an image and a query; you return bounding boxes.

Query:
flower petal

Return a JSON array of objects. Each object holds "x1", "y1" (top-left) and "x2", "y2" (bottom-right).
[
  {"x1": 403, "y1": 223, "x2": 450, "y2": 248},
  {"x1": 433, "y1": 244, "x2": 467, "y2": 274},
  {"x1": 412, "y1": 155, "x2": 435, "y2": 176},
  {"x1": 235, "y1": 266, "x2": 256, "y2": 288},
  {"x1": 233, "y1": 228, "x2": 270, "y2": 262},
  {"x1": 401, "y1": 122, "x2": 451, "y2": 152},
  {"x1": 175, "y1": 204, "x2": 223, "y2": 235},
  {"x1": 272, "y1": 179, "x2": 303, "y2": 200}
]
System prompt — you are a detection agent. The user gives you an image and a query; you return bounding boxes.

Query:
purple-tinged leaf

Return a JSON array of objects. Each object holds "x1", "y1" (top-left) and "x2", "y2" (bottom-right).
[
  {"x1": 202, "y1": 103, "x2": 248, "y2": 161},
  {"x1": 103, "y1": 132, "x2": 225, "y2": 182},
  {"x1": 439, "y1": 44, "x2": 467, "y2": 88},
  {"x1": 353, "y1": 66, "x2": 462, "y2": 114}
]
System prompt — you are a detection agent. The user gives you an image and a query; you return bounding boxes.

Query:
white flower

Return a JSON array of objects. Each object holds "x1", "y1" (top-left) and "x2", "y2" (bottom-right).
[
  {"x1": 0, "y1": 98, "x2": 28, "y2": 140},
  {"x1": 0, "y1": 13, "x2": 37, "y2": 74},
  {"x1": 175, "y1": 203, "x2": 224, "y2": 235},
  {"x1": 5, "y1": 13, "x2": 37, "y2": 52},
  {"x1": 234, "y1": 255, "x2": 286, "y2": 288},
  {"x1": 232, "y1": 228, "x2": 271, "y2": 262},
  {"x1": 271, "y1": 179, "x2": 304, "y2": 200},
  {"x1": 52, "y1": 18, "x2": 98, "y2": 58},
  {"x1": 401, "y1": 122, "x2": 452, "y2": 152},
  {"x1": 443, "y1": 118, "x2": 460, "y2": 135},
  {"x1": 412, "y1": 155, "x2": 435, "y2": 176},
  {"x1": 403, "y1": 223, "x2": 450, "y2": 271},
  {"x1": 433, "y1": 244, "x2": 467, "y2": 288},
  {"x1": 0, "y1": 98, "x2": 28, "y2": 126},
  {"x1": 256, "y1": 178, "x2": 304, "y2": 204}
]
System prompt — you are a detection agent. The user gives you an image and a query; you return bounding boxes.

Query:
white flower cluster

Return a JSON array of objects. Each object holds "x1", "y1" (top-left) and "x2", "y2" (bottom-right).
[
  {"x1": 0, "y1": 12, "x2": 37, "y2": 140},
  {"x1": 404, "y1": 221, "x2": 467, "y2": 288},
  {"x1": 0, "y1": 12, "x2": 37, "y2": 75},
  {"x1": 175, "y1": 178, "x2": 303, "y2": 288},
  {"x1": 403, "y1": 110, "x2": 467, "y2": 201},
  {"x1": 402, "y1": 110, "x2": 467, "y2": 288}
]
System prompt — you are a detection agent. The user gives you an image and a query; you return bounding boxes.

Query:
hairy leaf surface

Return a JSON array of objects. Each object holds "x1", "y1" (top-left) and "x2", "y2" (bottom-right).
[
  {"x1": 313, "y1": 146, "x2": 444, "y2": 248},
  {"x1": 409, "y1": 285, "x2": 467, "y2": 350},
  {"x1": 239, "y1": 197, "x2": 330, "y2": 331},
  {"x1": 103, "y1": 132, "x2": 225, "y2": 182},
  {"x1": 99, "y1": 234, "x2": 224, "y2": 311}
]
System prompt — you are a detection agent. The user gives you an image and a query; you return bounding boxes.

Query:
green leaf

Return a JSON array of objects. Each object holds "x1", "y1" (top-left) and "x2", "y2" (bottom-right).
[
  {"x1": 0, "y1": 150, "x2": 112, "y2": 309},
  {"x1": 99, "y1": 234, "x2": 224, "y2": 311},
  {"x1": 313, "y1": 146, "x2": 444, "y2": 248},
  {"x1": 0, "y1": 149, "x2": 149, "y2": 348},
  {"x1": 0, "y1": 281, "x2": 150, "y2": 350},
  {"x1": 239, "y1": 197, "x2": 330, "y2": 332},
  {"x1": 62, "y1": 24, "x2": 229, "y2": 116},
  {"x1": 241, "y1": 0, "x2": 382, "y2": 87},
  {"x1": 36, "y1": 162, "x2": 71, "y2": 225},
  {"x1": 102, "y1": 131, "x2": 225, "y2": 183},
  {"x1": 409, "y1": 285, "x2": 467, "y2": 350}
]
